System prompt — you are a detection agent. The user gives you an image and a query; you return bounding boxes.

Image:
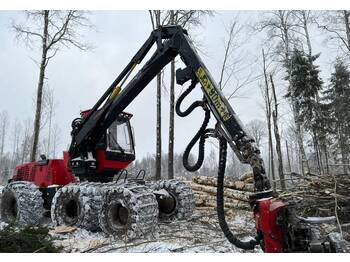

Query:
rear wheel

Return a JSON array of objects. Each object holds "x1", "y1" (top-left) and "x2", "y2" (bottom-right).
[
  {"x1": 153, "y1": 179, "x2": 195, "y2": 222},
  {"x1": 0, "y1": 181, "x2": 44, "y2": 226},
  {"x1": 328, "y1": 232, "x2": 350, "y2": 253}
]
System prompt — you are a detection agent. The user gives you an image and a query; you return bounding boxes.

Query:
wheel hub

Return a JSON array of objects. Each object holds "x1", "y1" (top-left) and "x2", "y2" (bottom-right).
[
  {"x1": 107, "y1": 201, "x2": 130, "y2": 232},
  {"x1": 1, "y1": 191, "x2": 18, "y2": 222},
  {"x1": 155, "y1": 189, "x2": 177, "y2": 215},
  {"x1": 63, "y1": 198, "x2": 80, "y2": 225}
]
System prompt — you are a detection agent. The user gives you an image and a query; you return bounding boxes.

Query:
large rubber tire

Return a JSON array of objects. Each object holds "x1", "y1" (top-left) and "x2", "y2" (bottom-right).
[
  {"x1": 0, "y1": 181, "x2": 44, "y2": 226},
  {"x1": 152, "y1": 179, "x2": 195, "y2": 222},
  {"x1": 78, "y1": 182, "x2": 105, "y2": 231},
  {"x1": 328, "y1": 232, "x2": 350, "y2": 253},
  {"x1": 98, "y1": 182, "x2": 159, "y2": 240},
  {"x1": 51, "y1": 184, "x2": 83, "y2": 227}
]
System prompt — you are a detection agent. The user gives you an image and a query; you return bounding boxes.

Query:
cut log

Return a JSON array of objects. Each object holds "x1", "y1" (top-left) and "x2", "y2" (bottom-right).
[
  {"x1": 195, "y1": 206, "x2": 246, "y2": 214},
  {"x1": 190, "y1": 183, "x2": 251, "y2": 202},
  {"x1": 193, "y1": 192, "x2": 243, "y2": 202},
  {"x1": 192, "y1": 176, "x2": 254, "y2": 192},
  {"x1": 239, "y1": 172, "x2": 254, "y2": 182},
  {"x1": 194, "y1": 194, "x2": 241, "y2": 205},
  {"x1": 196, "y1": 199, "x2": 248, "y2": 209},
  {"x1": 50, "y1": 226, "x2": 77, "y2": 234}
]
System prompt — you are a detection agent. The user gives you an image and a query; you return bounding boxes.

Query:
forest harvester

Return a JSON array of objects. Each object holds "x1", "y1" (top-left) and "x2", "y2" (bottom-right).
[{"x1": 0, "y1": 26, "x2": 349, "y2": 252}]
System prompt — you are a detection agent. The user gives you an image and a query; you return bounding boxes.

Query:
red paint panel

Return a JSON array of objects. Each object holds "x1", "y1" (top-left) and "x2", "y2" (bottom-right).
[
  {"x1": 13, "y1": 159, "x2": 75, "y2": 188},
  {"x1": 254, "y1": 198, "x2": 285, "y2": 253},
  {"x1": 95, "y1": 149, "x2": 131, "y2": 172}
]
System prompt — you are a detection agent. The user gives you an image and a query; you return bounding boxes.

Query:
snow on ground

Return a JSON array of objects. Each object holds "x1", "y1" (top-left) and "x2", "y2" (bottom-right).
[
  {"x1": 0, "y1": 221, "x2": 8, "y2": 230},
  {"x1": 51, "y1": 209, "x2": 262, "y2": 253}
]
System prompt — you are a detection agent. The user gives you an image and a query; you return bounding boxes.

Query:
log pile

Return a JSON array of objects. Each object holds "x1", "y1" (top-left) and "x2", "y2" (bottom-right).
[
  {"x1": 279, "y1": 173, "x2": 350, "y2": 222},
  {"x1": 190, "y1": 173, "x2": 254, "y2": 213}
]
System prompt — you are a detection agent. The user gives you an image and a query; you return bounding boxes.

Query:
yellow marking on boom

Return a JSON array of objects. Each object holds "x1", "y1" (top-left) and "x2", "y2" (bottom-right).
[{"x1": 195, "y1": 67, "x2": 232, "y2": 121}]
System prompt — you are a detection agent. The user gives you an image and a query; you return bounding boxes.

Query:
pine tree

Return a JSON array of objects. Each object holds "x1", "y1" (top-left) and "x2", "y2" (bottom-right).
[{"x1": 323, "y1": 59, "x2": 350, "y2": 173}]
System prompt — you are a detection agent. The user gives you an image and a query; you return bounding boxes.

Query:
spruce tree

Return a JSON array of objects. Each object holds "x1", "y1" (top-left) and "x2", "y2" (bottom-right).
[
  {"x1": 323, "y1": 59, "x2": 350, "y2": 173},
  {"x1": 287, "y1": 49, "x2": 324, "y2": 173}
]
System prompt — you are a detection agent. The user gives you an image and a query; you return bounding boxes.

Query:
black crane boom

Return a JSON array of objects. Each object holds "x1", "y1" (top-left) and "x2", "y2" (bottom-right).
[{"x1": 68, "y1": 25, "x2": 270, "y2": 192}]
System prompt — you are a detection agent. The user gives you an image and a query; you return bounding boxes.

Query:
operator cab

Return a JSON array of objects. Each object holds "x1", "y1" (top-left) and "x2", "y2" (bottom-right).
[
  {"x1": 99, "y1": 111, "x2": 135, "y2": 163},
  {"x1": 71, "y1": 110, "x2": 136, "y2": 182}
]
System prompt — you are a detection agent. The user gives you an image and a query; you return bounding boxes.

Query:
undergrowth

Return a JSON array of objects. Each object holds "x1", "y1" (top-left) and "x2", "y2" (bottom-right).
[{"x1": 0, "y1": 224, "x2": 62, "y2": 253}]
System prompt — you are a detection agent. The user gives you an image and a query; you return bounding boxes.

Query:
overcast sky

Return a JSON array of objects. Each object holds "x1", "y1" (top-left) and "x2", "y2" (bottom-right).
[{"x1": 0, "y1": 11, "x2": 341, "y2": 160}]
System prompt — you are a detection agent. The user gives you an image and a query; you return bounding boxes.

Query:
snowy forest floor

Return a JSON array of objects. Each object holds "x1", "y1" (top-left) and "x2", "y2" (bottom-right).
[{"x1": 50, "y1": 209, "x2": 261, "y2": 253}]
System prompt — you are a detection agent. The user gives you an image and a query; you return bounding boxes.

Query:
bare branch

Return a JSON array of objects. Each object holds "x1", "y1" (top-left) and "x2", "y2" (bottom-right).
[
  {"x1": 149, "y1": 10, "x2": 155, "y2": 30},
  {"x1": 218, "y1": 20, "x2": 238, "y2": 90},
  {"x1": 45, "y1": 47, "x2": 59, "y2": 67}
]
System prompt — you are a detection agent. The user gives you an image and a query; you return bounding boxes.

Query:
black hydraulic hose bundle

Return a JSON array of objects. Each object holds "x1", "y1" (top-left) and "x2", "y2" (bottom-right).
[
  {"x1": 176, "y1": 80, "x2": 259, "y2": 250},
  {"x1": 175, "y1": 80, "x2": 211, "y2": 172},
  {"x1": 216, "y1": 137, "x2": 259, "y2": 250}
]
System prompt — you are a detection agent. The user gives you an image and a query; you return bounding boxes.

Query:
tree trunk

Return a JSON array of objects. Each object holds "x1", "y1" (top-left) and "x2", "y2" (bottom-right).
[
  {"x1": 302, "y1": 11, "x2": 324, "y2": 174},
  {"x1": 262, "y1": 49, "x2": 275, "y2": 189},
  {"x1": 338, "y1": 126, "x2": 348, "y2": 174},
  {"x1": 155, "y1": 71, "x2": 162, "y2": 180},
  {"x1": 292, "y1": 104, "x2": 309, "y2": 175},
  {"x1": 302, "y1": 11, "x2": 313, "y2": 57},
  {"x1": 154, "y1": 11, "x2": 162, "y2": 181},
  {"x1": 168, "y1": 59, "x2": 175, "y2": 179},
  {"x1": 312, "y1": 131, "x2": 322, "y2": 175},
  {"x1": 30, "y1": 10, "x2": 49, "y2": 162},
  {"x1": 343, "y1": 10, "x2": 350, "y2": 53},
  {"x1": 324, "y1": 144, "x2": 330, "y2": 175},
  {"x1": 282, "y1": 11, "x2": 310, "y2": 176},
  {"x1": 286, "y1": 140, "x2": 292, "y2": 173},
  {"x1": 168, "y1": 11, "x2": 175, "y2": 180},
  {"x1": 270, "y1": 74, "x2": 285, "y2": 190}
]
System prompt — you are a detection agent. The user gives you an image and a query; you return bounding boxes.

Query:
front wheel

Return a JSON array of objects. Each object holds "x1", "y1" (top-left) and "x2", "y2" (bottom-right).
[{"x1": 0, "y1": 181, "x2": 44, "y2": 226}]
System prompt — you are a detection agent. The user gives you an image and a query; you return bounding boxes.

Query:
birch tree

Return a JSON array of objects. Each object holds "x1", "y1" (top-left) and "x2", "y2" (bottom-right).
[
  {"x1": 246, "y1": 119, "x2": 266, "y2": 148},
  {"x1": 261, "y1": 49, "x2": 275, "y2": 189},
  {"x1": 316, "y1": 10, "x2": 350, "y2": 57},
  {"x1": 148, "y1": 10, "x2": 212, "y2": 179},
  {"x1": 149, "y1": 10, "x2": 163, "y2": 181},
  {"x1": 219, "y1": 19, "x2": 260, "y2": 99},
  {"x1": 257, "y1": 11, "x2": 310, "y2": 175},
  {"x1": 291, "y1": 10, "x2": 314, "y2": 57},
  {"x1": 12, "y1": 10, "x2": 92, "y2": 162},
  {"x1": 166, "y1": 10, "x2": 212, "y2": 179},
  {"x1": 270, "y1": 74, "x2": 285, "y2": 189}
]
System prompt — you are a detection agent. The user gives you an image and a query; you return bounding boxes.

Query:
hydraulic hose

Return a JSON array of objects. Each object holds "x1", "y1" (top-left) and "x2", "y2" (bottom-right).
[
  {"x1": 216, "y1": 136, "x2": 259, "y2": 250},
  {"x1": 175, "y1": 80, "x2": 202, "y2": 117},
  {"x1": 182, "y1": 108, "x2": 210, "y2": 171},
  {"x1": 176, "y1": 80, "x2": 260, "y2": 250},
  {"x1": 176, "y1": 80, "x2": 211, "y2": 172}
]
